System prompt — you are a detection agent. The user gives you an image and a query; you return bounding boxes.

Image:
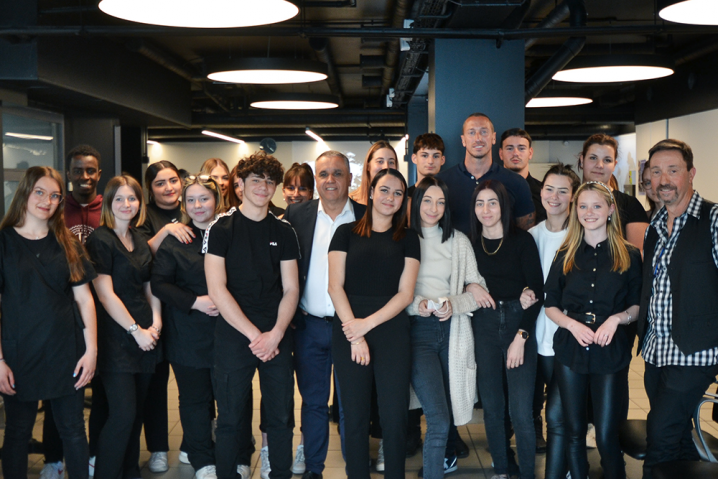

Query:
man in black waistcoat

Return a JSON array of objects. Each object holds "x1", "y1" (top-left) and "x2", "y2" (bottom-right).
[{"x1": 637, "y1": 139, "x2": 718, "y2": 478}]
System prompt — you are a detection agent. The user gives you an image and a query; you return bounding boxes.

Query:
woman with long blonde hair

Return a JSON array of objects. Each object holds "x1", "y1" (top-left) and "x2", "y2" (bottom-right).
[
  {"x1": 350, "y1": 141, "x2": 398, "y2": 205},
  {"x1": 0, "y1": 166, "x2": 97, "y2": 479},
  {"x1": 200, "y1": 158, "x2": 231, "y2": 205},
  {"x1": 544, "y1": 181, "x2": 642, "y2": 479}
]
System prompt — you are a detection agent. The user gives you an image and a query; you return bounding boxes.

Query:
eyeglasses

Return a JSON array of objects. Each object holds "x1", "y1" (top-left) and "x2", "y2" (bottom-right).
[
  {"x1": 32, "y1": 188, "x2": 63, "y2": 204},
  {"x1": 186, "y1": 174, "x2": 211, "y2": 182}
]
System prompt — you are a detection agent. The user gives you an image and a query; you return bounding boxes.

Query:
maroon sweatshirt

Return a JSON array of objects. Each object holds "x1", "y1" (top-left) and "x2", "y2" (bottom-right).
[{"x1": 64, "y1": 193, "x2": 103, "y2": 244}]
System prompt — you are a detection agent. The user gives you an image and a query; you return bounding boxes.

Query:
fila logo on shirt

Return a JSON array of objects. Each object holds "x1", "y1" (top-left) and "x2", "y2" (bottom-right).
[{"x1": 270, "y1": 241, "x2": 278, "y2": 246}]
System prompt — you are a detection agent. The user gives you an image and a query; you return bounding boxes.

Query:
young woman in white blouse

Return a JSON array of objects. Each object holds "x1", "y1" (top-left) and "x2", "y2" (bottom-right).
[{"x1": 528, "y1": 164, "x2": 581, "y2": 479}]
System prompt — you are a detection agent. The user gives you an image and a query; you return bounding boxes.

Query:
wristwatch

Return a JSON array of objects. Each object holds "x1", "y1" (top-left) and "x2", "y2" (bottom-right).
[
  {"x1": 517, "y1": 330, "x2": 529, "y2": 340},
  {"x1": 127, "y1": 323, "x2": 139, "y2": 334}
]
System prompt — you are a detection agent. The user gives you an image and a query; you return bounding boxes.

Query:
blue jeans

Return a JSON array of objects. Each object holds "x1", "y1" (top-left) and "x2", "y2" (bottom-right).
[
  {"x1": 410, "y1": 316, "x2": 452, "y2": 479},
  {"x1": 294, "y1": 314, "x2": 334, "y2": 474},
  {"x1": 473, "y1": 300, "x2": 537, "y2": 479}
]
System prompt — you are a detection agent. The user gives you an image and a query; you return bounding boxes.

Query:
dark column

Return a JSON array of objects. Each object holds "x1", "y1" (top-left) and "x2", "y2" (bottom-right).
[
  {"x1": 429, "y1": 39, "x2": 525, "y2": 168},
  {"x1": 65, "y1": 117, "x2": 119, "y2": 195},
  {"x1": 406, "y1": 94, "x2": 429, "y2": 186},
  {"x1": 119, "y1": 126, "x2": 148, "y2": 184}
]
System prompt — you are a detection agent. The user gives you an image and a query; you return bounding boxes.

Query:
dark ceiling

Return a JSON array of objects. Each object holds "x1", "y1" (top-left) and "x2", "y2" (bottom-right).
[{"x1": 3, "y1": 0, "x2": 718, "y2": 142}]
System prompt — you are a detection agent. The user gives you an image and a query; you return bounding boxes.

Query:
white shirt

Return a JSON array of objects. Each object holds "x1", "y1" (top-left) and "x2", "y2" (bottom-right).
[
  {"x1": 529, "y1": 220, "x2": 568, "y2": 357},
  {"x1": 300, "y1": 198, "x2": 356, "y2": 318}
]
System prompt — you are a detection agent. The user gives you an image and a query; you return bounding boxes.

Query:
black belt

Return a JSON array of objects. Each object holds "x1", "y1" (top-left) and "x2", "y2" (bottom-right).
[
  {"x1": 566, "y1": 311, "x2": 609, "y2": 325},
  {"x1": 302, "y1": 310, "x2": 334, "y2": 323}
]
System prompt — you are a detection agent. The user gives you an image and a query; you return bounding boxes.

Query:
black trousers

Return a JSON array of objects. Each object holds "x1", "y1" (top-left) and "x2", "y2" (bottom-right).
[
  {"x1": 214, "y1": 334, "x2": 295, "y2": 479},
  {"x1": 2, "y1": 389, "x2": 88, "y2": 479},
  {"x1": 539, "y1": 355, "x2": 567, "y2": 479},
  {"x1": 143, "y1": 359, "x2": 170, "y2": 452},
  {"x1": 332, "y1": 303, "x2": 411, "y2": 479},
  {"x1": 88, "y1": 375, "x2": 109, "y2": 458},
  {"x1": 171, "y1": 362, "x2": 216, "y2": 470},
  {"x1": 554, "y1": 362, "x2": 626, "y2": 479},
  {"x1": 95, "y1": 371, "x2": 153, "y2": 479},
  {"x1": 642, "y1": 362, "x2": 718, "y2": 479},
  {"x1": 42, "y1": 399, "x2": 64, "y2": 463}
]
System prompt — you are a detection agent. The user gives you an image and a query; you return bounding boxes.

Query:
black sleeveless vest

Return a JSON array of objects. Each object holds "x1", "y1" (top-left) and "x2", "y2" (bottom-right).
[{"x1": 638, "y1": 200, "x2": 718, "y2": 356}]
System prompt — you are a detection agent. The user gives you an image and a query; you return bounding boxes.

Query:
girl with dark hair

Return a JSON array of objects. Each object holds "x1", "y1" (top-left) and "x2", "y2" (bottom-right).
[
  {"x1": 350, "y1": 141, "x2": 398, "y2": 205},
  {"x1": 283, "y1": 162, "x2": 314, "y2": 206},
  {"x1": 469, "y1": 180, "x2": 544, "y2": 479},
  {"x1": 640, "y1": 160, "x2": 663, "y2": 220},
  {"x1": 328, "y1": 168, "x2": 420, "y2": 479},
  {"x1": 544, "y1": 181, "x2": 641, "y2": 479},
  {"x1": 577, "y1": 134, "x2": 649, "y2": 250},
  {"x1": 200, "y1": 158, "x2": 231, "y2": 204},
  {"x1": 86, "y1": 175, "x2": 162, "y2": 479},
  {"x1": 229, "y1": 162, "x2": 243, "y2": 209},
  {"x1": 140, "y1": 160, "x2": 195, "y2": 254},
  {"x1": 0, "y1": 167, "x2": 97, "y2": 479},
  {"x1": 406, "y1": 176, "x2": 487, "y2": 479},
  {"x1": 528, "y1": 164, "x2": 581, "y2": 479},
  {"x1": 151, "y1": 175, "x2": 224, "y2": 479}
]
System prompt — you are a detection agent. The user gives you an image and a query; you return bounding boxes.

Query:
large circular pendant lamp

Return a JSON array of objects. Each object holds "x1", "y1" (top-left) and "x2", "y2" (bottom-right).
[
  {"x1": 250, "y1": 94, "x2": 340, "y2": 110},
  {"x1": 659, "y1": 0, "x2": 718, "y2": 25},
  {"x1": 208, "y1": 59, "x2": 328, "y2": 84},
  {"x1": 98, "y1": 0, "x2": 299, "y2": 28},
  {"x1": 552, "y1": 55, "x2": 674, "y2": 83}
]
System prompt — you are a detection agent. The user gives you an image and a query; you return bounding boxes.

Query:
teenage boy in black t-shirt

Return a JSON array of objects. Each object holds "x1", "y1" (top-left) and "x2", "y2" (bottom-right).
[{"x1": 204, "y1": 151, "x2": 300, "y2": 479}]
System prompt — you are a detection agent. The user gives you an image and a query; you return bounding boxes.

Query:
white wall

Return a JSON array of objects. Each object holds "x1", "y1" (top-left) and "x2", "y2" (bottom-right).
[
  {"x1": 147, "y1": 138, "x2": 410, "y2": 207},
  {"x1": 636, "y1": 108, "x2": 718, "y2": 203}
]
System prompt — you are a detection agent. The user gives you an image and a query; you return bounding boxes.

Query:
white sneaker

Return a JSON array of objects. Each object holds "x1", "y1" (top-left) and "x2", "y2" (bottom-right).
[
  {"x1": 237, "y1": 464, "x2": 251, "y2": 479},
  {"x1": 88, "y1": 456, "x2": 96, "y2": 477},
  {"x1": 195, "y1": 465, "x2": 217, "y2": 479},
  {"x1": 291, "y1": 445, "x2": 306, "y2": 474},
  {"x1": 586, "y1": 423, "x2": 597, "y2": 449},
  {"x1": 148, "y1": 451, "x2": 169, "y2": 473},
  {"x1": 179, "y1": 451, "x2": 190, "y2": 464},
  {"x1": 39, "y1": 461, "x2": 65, "y2": 479},
  {"x1": 376, "y1": 440, "x2": 385, "y2": 472},
  {"x1": 260, "y1": 446, "x2": 271, "y2": 479}
]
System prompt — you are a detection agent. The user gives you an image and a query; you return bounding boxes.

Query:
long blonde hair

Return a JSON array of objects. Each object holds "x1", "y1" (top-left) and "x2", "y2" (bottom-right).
[
  {"x1": 0, "y1": 167, "x2": 86, "y2": 282},
  {"x1": 351, "y1": 141, "x2": 397, "y2": 205},
  {"x1": 558, "y1": 181, "x2": 632, "y2": 274}
]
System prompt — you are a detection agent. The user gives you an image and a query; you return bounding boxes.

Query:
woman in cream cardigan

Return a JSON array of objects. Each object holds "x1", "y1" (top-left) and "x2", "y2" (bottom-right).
[{"x1": 406, "y1": 176, "x2": 490, "y2": 479}]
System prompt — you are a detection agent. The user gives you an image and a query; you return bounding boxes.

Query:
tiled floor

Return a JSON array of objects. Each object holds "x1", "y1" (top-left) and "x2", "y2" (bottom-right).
[{"x1": 3, "y1": 349, "x2": 717, "y2": 478}]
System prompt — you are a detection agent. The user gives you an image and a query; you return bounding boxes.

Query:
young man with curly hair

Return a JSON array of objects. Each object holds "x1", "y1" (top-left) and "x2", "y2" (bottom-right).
[{"x1": 204, "y1": 151, "x2": 301, "y2": 479}]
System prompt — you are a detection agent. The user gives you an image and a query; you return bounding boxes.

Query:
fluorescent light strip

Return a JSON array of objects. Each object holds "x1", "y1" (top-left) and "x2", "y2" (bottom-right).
[
  {"x1": 305, "y1": 129, "x2": 324, "y2": 142},
  {"x1": 250, "y1": 100, "x2": 339, "y2": 110},
  {"x1": 202, "y1": 130, "x2": 245, "y2": 144},
  {"x1": 5, "y1": 132, "x2": 54, "y2": 141},
  {"x1": 526, "y1": 97, "x2": 593, "y2": 108},
  {"x1": 147, "y1": 140, "x2": 159, "y2": 145}
]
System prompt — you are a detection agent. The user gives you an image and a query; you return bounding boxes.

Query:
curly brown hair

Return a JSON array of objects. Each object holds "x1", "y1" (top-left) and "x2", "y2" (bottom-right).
[{"x1": 235, "y1": 151, "x2": 284, "y2": 185}]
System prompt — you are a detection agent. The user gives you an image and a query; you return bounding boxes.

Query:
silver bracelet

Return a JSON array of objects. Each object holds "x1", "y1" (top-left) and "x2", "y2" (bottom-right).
[{"x1": 625, "y1": 310, "x2": 633, "y2": 324}]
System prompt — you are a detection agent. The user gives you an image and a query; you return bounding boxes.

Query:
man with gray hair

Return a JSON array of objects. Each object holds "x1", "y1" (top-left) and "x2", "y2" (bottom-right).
[{"x1": 283, "y1": 151, "x2": 366, "y2": 479}]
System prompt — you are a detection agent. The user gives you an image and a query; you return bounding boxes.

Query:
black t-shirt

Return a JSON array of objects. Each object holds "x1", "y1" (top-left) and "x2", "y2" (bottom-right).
[
  {"x1": 135, "y1": 202, "x2": 183, "y2": 241},
  {"x1": 544, "y1": 239, "x2": 642, "y2": 374},
  {"x1": 151, "y1": 223, "x2": 216, "y2": 368},
  {"x1": 527, "y1": 173, "x2": 547, "y2": 224},
  {"x1": 329, "y1": 223, "x2": 421, "y2": 297},
  {"x1": 472, "y1": 228, "x2": 544, "y2": 332},
  {"x1": 205, "y1": 208, "x2": 300, "y2": 331},
  {"x1": 613, "y1": 190, "x2": 649, "y2": 237},
  {"x1": 86, "y1": 226, "x2": 159, "y2": 373}
]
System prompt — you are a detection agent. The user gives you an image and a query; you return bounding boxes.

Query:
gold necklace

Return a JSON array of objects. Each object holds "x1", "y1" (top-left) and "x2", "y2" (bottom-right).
[{"x1": 481, "y1": 235, "x2": 504, "y2": 255}]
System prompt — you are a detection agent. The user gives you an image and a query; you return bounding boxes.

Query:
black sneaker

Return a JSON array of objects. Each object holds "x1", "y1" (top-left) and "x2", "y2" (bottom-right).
[
  {"x1": 406, "y1": 434, "x2": 423, "y2": 458},
  {"x1": 455, "y1": 436, "x2": 469, "y2": 458}
]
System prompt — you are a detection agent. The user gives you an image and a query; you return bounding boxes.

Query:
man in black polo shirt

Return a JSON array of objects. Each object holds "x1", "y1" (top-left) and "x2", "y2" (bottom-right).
[
  {"x1": 205, "y1": 151, "x2": 300, "y2": 479},
  {"x1": 437, "y1": 113, "x2": 535, "y2": 234},
  {"x1": 499, "y1": 128, "x2": 546, "y2": 224}
]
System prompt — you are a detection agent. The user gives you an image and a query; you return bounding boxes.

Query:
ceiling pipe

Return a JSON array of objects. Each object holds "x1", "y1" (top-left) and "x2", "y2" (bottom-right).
[
  {"x1": 501, "y1": 0, "x2": 532, "y2": 30},
  {"x1": 524, "y1": 0, "x2": 586, "y2": 104},
  {"x1": 381, "y1": 0, "x2": 411, "y2": 96},
  {"x1": 525, "y1": 1, "x2": 570, "y2": 50},
  {"x1": 526, "y1": 42, "x2": 656, "y2": 57},
  {"x1": 309, "y1": 37, "x2": 344, "y2": 104},
  {"x1": 126, "y1": 39, "x2": 230, "y2": 112},
  {"x1": 674, "y1": 36, "x2": 718, "y2": 66}
]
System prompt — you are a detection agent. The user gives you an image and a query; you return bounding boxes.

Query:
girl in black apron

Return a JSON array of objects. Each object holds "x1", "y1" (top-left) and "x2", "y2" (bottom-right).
[
  {"x1": 86, "y1": 175, "x2": 162, "y2": 479},
  {"x1": 0, "y1": 166, "x2": 97, "y2": 479},
  {"x1": 151, "y1": 175, "x2": 224, "y2": 479}
]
